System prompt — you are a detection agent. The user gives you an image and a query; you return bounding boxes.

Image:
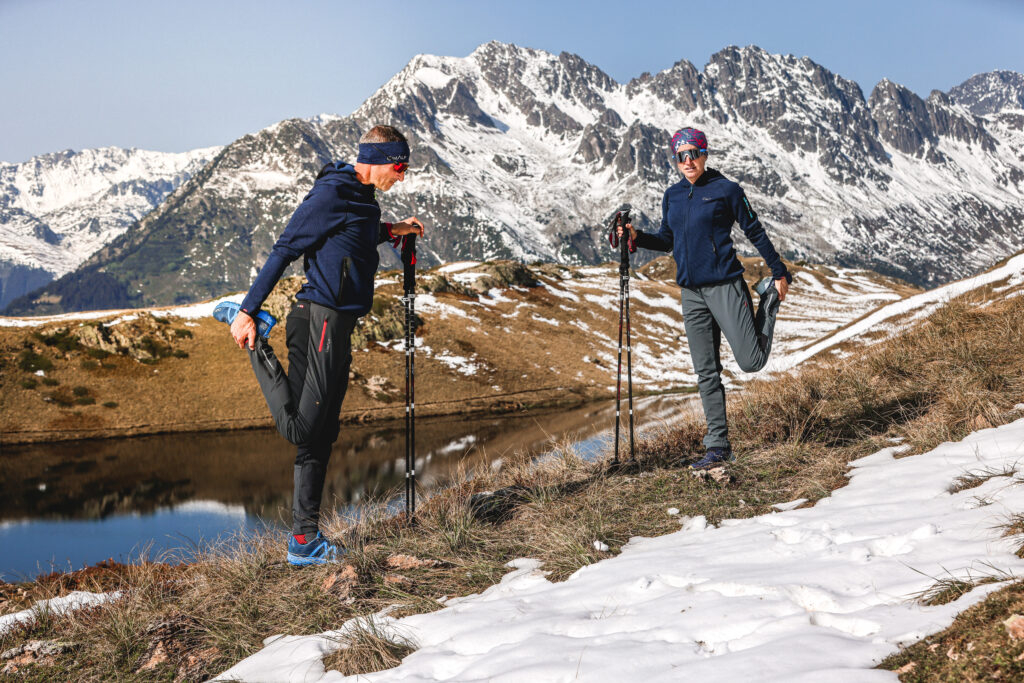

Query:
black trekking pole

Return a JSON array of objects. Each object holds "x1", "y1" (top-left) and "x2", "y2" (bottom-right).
[
  {"x1": 401, "y1": 232, "x2": 418, "y2": 522},
  {"x1": 608, "y1": 206, "x2": 637, "y2": 465}
]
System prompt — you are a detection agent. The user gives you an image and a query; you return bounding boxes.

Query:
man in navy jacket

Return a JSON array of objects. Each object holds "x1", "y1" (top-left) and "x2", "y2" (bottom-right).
[
  {"x1": 225, "y1": 125, "x2": 424, "y2": 565},
  {"x1": 620, "y1": 127, "x2": 792, "y2": 469}
]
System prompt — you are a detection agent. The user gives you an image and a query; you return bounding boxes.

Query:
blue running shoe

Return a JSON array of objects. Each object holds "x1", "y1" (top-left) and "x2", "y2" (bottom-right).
[
  {"x1": 690, "y1": 447, "x2": 735, "y2": 470},
  {"x1": 287, "y1": 532, "x2": 342, "y2": 566},
  {"x1": 212, "y1": 300, "x2": 277, "y2": 338}
]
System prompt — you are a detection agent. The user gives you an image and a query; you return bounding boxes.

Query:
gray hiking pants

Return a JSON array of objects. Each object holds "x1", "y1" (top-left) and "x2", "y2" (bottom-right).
[
  {"x1": 248, "y1": 301, "x2": 357, "y2": 536},
  {"x1": 681, "y1": 276, "x2": 780, "y2": 449}
]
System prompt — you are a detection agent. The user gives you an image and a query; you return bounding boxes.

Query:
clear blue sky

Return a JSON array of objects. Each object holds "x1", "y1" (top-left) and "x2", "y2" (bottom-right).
[{"x1": 2, "y1": 0, "x2": 1022, "y2": 163}]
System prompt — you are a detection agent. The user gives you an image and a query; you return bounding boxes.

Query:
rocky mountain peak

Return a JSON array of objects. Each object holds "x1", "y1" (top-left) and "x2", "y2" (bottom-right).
[
  {"x1": 6, "y1": 42, "x2": 1024, "y2": 316},
  {"x1": 950, "y1": 70, "x2": 1024, "y2": 116}
]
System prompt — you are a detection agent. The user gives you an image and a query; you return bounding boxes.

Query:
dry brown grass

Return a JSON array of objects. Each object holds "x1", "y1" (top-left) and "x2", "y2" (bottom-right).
[
  {"x1": 3, "y1": 290, "x2": 1023, "y2": 679},
  {"x1": 880, "y1": 580, "x2": 1024, "y2": 681},
  {"x1": 321, "y1": 618, "x2": 417, "y2": 676}
]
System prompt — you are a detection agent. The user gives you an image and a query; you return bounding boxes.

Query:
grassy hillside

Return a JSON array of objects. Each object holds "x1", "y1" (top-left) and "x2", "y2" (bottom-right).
[{"x1": 0, "y1": 256, "x2": 914, "y2": 444}]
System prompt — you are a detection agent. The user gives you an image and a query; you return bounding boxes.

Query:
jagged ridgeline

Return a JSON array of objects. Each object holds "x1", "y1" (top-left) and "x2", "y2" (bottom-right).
[{"x1": 5, "y1": 43, "x2": 1024, "y2": 315}]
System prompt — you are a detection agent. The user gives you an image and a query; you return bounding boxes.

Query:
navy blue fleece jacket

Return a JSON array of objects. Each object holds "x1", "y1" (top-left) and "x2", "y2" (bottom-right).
[
  {"x1": 240, "y1": 162, "x2": 393, "y2": 318},
  {"x1": 636, "y1": 168, "x2": 790, "y2": 288}
]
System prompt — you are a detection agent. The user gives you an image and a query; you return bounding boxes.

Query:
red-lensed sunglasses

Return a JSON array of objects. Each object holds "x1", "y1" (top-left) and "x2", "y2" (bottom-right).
[{"x1": 393, "y1": 162, "x2": 409, "y2": 173}]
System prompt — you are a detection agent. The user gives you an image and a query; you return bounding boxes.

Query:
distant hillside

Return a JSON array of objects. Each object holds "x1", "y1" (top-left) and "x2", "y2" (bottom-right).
[{"x1": 0, "y1": 256, "x2": 915, "y2": 443}]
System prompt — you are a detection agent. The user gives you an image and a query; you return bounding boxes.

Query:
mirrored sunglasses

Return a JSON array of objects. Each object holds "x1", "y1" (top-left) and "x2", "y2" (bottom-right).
[
  {"x1": 675, "y1": 148, "x2": 707, "y2": 163},
  {"x1": 393, "y1": 162, "x2": 409, "y2": 173}
]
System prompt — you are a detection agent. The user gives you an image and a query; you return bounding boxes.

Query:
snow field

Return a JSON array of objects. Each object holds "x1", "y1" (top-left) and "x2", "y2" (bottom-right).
[
  {"x1": 0, "y1": 591, "x2": 122, "y2": 637},
  {"x1": 217, "y1": 417, "x2": 1024, "y2": 682}
]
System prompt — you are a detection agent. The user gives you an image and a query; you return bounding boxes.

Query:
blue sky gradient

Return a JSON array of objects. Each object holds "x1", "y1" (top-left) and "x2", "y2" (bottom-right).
[{"x1": 1, "y1": 0, "x2": 1022, "y2": 163}]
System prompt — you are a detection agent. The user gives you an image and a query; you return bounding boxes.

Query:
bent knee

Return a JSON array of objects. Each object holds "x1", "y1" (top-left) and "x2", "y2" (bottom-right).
[{"x1": 736, "y1": 356, "x2": 767, "y2": 373}]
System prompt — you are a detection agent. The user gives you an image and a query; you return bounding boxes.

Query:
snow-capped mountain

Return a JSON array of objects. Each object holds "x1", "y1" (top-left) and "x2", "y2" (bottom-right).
[
  {"x1": 6, "y1": 43, "x2": 1024, "y2": 315},
  {"x1": 949, "y1": 70, "x2": 1024, "y2": 116},
  {"x1": 0, "y1": 146, "x2": 218, "y2": 309}
]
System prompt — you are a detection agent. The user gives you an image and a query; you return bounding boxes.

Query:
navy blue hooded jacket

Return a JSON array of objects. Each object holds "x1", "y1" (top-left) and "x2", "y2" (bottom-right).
[
  {"x1": 240, "y1": 162, "x2": 393, "y2": 318},
  {"x1": 636, "y1": 168, "x2": 790, "y2": 288}
]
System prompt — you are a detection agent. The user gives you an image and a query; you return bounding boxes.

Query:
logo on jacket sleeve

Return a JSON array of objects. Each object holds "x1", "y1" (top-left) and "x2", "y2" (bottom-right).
[{"x1": 741, "y1": 195, "x2": 757, "y2": 220}]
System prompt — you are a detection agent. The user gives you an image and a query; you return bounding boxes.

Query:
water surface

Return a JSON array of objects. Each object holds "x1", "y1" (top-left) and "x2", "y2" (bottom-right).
[{"x1": 0, "y1": 395, "x2": 697, "y2": 581}]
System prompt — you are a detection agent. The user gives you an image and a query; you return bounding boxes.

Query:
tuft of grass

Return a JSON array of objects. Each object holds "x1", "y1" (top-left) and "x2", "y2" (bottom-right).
[
  {"x1": 948, "y1": 464, "x2": 1019, "y2": 494},
  {"x1": 909, "y1": 563, "x2": 1014, "y2": 607},
  {"x1": 20, "y1": 378, "x2": 38, "y2": 389},
  {"x1": 42, "y1": 377, "x2": 59, "y2": 386},
  {"x1": 322, "y1": 618, "x2": 417, "y2": 676},
  {"x1": 999, "y1": 514, "x2": 1024, "y2": 559},
  {"x1": 102, "y1": 401, "x2": 119, "y2": 409}
]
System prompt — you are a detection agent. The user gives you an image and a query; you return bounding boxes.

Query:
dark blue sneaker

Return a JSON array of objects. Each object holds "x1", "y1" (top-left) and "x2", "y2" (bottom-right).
[
  {"x1": 690, "y1": 447, "x2": 735, "y2": 470},
  {"x1": 212, "y1": 300, "x2": 277, "y2": 338},
  {"x1": 286, "y1": 532, "x2": 342, "y2": 566}
]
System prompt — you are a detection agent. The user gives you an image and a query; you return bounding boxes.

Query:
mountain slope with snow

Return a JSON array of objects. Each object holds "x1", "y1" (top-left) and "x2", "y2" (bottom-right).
[
  {"x1": 6, "y1": 43, "x2": 1024, "y2": 315},
  {"x1": 0, "y1": 146, "x2": 218, "y2": 308}
]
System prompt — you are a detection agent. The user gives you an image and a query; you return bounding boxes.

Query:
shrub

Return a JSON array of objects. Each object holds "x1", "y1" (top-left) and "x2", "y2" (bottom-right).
[
  {"x1": 46, "y1": 390, "x2": 74, "y2": 407},
  {"x1": 18, "y1": 349, "x2": 53, "y2": 372},
  {"x1": 34, "y1": 328, "x2": 82, "y2": 353}
]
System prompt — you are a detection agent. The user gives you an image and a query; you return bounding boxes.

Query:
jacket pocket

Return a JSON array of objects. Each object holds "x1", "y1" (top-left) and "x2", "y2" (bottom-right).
[
  {"x1": 709, "y1": 236, "x2": 719, "y2": 256},
  {"x1": 335, "y1": 257, "x2": 352, "y2": 307}
]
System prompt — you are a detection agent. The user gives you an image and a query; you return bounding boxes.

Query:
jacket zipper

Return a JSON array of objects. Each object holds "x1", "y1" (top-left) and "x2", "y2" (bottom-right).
[{"x1": 684, "y1": 183, "x2": 694, "y2": 282}]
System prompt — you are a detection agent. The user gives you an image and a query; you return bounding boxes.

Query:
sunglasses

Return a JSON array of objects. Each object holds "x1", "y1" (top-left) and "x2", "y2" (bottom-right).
[
  {"x1": 392, "y1": 162, "x2": 409, "y2": 173},
  {"x1": 675, "y1": 148, "x2": 707, "y2": 163}
]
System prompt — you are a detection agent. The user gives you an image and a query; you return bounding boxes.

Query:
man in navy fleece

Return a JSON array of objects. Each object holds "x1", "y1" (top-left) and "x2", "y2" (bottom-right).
[
  {"x1": 224, "y1": 125, "x2": 424, "y2": 565},
  {"x1": 619, "y1": 127, "x2": 792, "y2": 470}
]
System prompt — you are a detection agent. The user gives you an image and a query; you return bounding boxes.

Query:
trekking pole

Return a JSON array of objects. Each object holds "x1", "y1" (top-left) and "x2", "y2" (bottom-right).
[
  {"x1": 401, "y1": 232, "x2": 418, "y2": 522},
  {"x1": 608, "y1": 206, "x2": 636, "y2": 465},
  {"x1": 623, "y1": 228, "x2": 636, "y2": 463}
]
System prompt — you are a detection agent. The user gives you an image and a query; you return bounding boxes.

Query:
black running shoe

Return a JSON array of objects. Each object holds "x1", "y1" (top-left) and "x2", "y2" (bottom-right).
[{"x1": 690, "y1": 447, "x2": 735, "y2": 470}]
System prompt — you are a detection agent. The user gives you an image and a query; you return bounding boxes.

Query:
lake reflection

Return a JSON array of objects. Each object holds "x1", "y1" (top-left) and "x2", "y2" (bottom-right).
[{"x1": 0, "y1": 395, "x2": 697, "y2": 580}]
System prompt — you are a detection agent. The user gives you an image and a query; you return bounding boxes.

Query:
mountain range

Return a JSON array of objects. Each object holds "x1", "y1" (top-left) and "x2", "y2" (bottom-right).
[
  {"x1": 0, "y1": 146, "x2": 217, "y2": 309},
  {"x1": 4, "y1": 43, "x2": 1024, "y2": 315}
]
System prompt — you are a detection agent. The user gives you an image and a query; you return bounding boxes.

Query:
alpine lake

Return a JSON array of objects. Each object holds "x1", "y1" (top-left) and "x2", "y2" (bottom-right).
[{"x1": 1, "y1": 395, "x2": 698, "y2": 581}]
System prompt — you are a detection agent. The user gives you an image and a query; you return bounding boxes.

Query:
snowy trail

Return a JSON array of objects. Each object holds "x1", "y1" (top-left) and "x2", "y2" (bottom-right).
[
  {"x1": 767, "y1": 252, "x2": 1024, "y2": 373},
  {"x1": 217, "y1": 415, "x2": 1024, "y2": 682}
]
